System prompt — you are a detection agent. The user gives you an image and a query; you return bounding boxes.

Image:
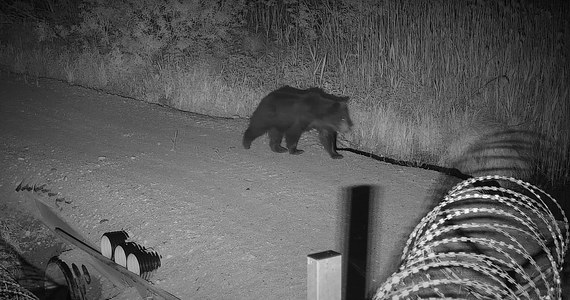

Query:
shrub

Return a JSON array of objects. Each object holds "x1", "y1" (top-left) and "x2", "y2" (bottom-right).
[{"x1": 71, "y1": 0, "x2": 248, "y2": 59}]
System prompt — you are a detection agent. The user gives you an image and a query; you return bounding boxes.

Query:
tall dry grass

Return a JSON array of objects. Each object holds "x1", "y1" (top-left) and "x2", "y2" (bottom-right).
[
  {"x1": 0, "y1": 38, "x2": 263, "y2": 119},
  {"x1": 250, "y1": 0, "x2": 570, "y2": 183}
]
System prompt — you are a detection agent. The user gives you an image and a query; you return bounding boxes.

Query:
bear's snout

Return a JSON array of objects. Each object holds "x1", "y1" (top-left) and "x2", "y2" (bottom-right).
[{"x1": 338, "y1": 118, "x2": 353, "y2": 133}]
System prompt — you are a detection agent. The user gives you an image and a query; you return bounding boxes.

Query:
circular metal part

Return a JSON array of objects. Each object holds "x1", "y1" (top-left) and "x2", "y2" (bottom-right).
[
  {"x1": 114, "y1": 242, "x2": 141, "y2": 268},
  {"x1": 126, "y1": 250, "x2": 161, "y2": 280},
  {"x1": 44, "y1": 256, "x2": 82, "y2": 300},
  {"x1": 100, "y1": 231, "x2": 129, "y2": 259},
  {"x1": 127, "y1": 253, "x2": 141, "y2": 275}
]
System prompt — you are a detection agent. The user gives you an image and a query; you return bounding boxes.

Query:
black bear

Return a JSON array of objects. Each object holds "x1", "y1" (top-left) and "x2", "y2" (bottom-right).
[{"x1": 243, "y1": 86, "x2": 353, "y2": 159}]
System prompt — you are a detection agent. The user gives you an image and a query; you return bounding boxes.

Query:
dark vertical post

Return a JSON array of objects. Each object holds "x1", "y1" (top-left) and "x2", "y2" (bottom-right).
[{"x1": 344, "y1": 185, "x2": 372, "y2": 300}]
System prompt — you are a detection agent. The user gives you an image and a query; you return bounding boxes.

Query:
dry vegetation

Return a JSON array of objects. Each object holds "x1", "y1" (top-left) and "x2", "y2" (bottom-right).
[{"x1": 0, "y1": 0, "x2": 568, "y2": 186}]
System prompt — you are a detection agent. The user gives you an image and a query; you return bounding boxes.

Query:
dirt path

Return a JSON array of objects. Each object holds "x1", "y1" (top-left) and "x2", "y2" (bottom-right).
[{"x1": 0, "y1": 71, "x2": 448, "y2": 299}]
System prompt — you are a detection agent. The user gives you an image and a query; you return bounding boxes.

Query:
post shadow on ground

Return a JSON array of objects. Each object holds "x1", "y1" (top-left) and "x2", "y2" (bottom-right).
[{"x1": 338, "y1": 185, "x2": 382, "y2": 300}]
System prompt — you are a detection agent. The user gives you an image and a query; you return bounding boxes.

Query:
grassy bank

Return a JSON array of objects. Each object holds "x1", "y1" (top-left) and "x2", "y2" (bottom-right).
[{"x1": 0, "y1": 0, "x2": 568, "y2": 186}]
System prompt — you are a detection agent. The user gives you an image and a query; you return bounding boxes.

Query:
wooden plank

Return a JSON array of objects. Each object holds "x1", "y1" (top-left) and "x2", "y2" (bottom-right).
[{"x1": 307, "y1": 250, "x2": 341, "y2": 300}]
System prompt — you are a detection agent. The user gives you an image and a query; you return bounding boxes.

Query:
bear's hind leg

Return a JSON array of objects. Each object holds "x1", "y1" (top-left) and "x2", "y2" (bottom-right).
[
  {"x1": 268, "y1": 128, "x2": 287, "y2": 153},
  {"x1": 319, "y1": 130, "x2": 343, "y2": 159},
  {"x1": 243, "y1": 126, "x2": 267, "y2": 149}
]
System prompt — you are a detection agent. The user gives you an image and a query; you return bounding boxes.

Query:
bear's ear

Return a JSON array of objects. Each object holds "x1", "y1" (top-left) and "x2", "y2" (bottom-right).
[
  {"x1": 329, "y1": 102, "x2": 340, "y2": 110},
  {"x1": 329, "y1": 101, "x2": 343, "y2": 112}
]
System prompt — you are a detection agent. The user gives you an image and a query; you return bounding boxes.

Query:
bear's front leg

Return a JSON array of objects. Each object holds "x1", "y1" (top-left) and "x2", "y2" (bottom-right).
[
  {"x1": 319, "y1": 130, "x2": 343, "y2": 159},
  {"x1": 285, "y1": 127, "x2": 304, "y2": 155},
  {"x1": 243, "y1": 126, "x2": 267, "y2": 149},
  {"x1": 268, "y1": 128, "x2": 288, "y2": 153}
]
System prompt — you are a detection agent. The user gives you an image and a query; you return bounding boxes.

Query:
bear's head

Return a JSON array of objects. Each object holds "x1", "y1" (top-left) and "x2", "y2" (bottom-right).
[{"x1": 324, "y1": 98, "x2": 353, "y2": 133}]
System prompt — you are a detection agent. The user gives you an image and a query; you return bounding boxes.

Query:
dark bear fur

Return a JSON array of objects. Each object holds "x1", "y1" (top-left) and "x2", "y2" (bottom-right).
[{"x1": 243, "y1": 86, "x2": 353, "y2": 159}]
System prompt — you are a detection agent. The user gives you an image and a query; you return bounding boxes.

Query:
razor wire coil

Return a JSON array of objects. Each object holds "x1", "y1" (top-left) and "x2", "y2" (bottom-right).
[
  {"x1": 374, "y1": 175, "x2": 569, "y2": 300},
  {"x1": 0, "y1": 266, "x2": 39, "y2": 300}
]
